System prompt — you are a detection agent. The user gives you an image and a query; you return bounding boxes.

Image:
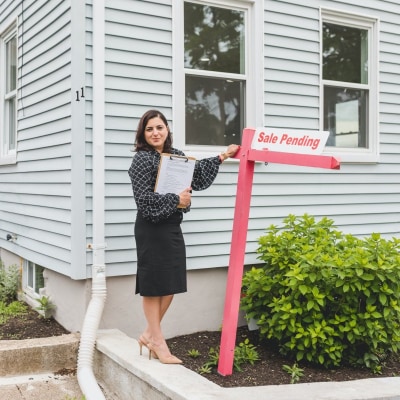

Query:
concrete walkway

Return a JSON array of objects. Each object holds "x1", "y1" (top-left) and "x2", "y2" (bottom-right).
[
  {"x1": 0, "y1": 373, "x2": 84, "y2": 400},
  {"x1": 0, "y1": 333, "x2": 113, "y2": 400},
  {"x1": 0, "y1": 333, "x2": 87, "y2": 400}
]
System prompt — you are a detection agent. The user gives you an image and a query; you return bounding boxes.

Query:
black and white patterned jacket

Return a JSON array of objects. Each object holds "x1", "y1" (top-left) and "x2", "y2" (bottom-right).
[{"x1": 128, "y1": 148, "x2": 221, "y2": 223}]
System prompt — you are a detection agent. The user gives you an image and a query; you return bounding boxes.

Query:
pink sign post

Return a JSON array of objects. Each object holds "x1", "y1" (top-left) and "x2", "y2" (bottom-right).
[{"x1": 217, "y1": 128, "x2": 340, "y2": 376}]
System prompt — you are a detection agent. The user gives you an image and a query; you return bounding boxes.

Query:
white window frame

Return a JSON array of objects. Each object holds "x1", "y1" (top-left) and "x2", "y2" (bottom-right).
[
  {"x1": 23, "y1": 260, "x2": 45, "y2": 297},
  {"x1": 0, "y1": 21, "x2": 17, "y2": 165},
  {"x1": 172, "y1": 0, "x2": 263, "y2": 159},
  {"x1": 320, "y1": 8, "x2": 379, "y2": 163}
]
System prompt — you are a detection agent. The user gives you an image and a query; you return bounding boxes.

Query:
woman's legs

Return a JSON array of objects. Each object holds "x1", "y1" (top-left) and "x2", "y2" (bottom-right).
[
  {"x1": 142, "y1": 295, "x2": 173, "y2": 342},
  {"x1": 141, "y1": 294, "x2": 181, "y2": 363}
]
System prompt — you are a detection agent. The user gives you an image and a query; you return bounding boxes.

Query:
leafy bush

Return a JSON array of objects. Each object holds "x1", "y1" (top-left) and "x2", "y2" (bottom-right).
[
  {"x1": 0, "y1": 262, "x2": 20, "y2": 303},
  {"x1": 241, "y1": 214, "x2": 400, "y2": 370}
]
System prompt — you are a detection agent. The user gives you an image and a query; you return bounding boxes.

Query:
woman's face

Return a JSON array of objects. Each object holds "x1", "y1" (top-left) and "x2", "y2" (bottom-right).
[{"x1": 144, "y1": 116, "x2": 169, "y2": 152}]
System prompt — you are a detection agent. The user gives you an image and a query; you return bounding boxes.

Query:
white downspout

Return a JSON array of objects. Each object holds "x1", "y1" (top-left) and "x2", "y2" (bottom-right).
[{"x1": 77, "y1": 1, "x2": 107, "y2": 399}]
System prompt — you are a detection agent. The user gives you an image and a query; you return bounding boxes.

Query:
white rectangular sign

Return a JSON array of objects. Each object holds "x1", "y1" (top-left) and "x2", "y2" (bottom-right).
[
  {"x1": 251, "y1": 127, "x2": 329, "y2": 154},
  {"x1": 155, "y1": 154, "x2": 196, "y2": 195}
]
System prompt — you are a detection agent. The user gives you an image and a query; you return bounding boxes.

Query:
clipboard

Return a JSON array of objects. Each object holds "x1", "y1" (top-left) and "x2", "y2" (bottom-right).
[{"x1": 154, "y1": 153, "x2": 196, "y2": 195}]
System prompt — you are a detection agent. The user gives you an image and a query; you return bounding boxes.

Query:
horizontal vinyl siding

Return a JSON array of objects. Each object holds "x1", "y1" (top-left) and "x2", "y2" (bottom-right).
[
  {"x1": 0, "y1": 1, "x2": 19, "y2": 24},
  {"x1": 258, "y1": 0, "x2": 400, "y2": 259},
  {"x1": 4, "y1": 0, "x2": 397, "y2": 280},
  {"x1": 93, "y1": 0, "x2": 173, "y2": 273},
  {"x1": 0, "y1": 0, "x2": 74, "y2": 275},
  {"x1": 102, "y1": 0, "x2": 400, "y2": 276},
  {"x1": 264, "y1": 1, "x2": 320, "y2": 130},
  {"x1": 102, "y1": 0, "x2": 251, "y2": 273}
]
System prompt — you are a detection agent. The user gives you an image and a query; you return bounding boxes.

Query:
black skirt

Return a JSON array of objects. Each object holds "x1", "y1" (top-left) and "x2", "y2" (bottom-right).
[{"x1": 134, "y1": 211, "x2": 187, "y2": 296}]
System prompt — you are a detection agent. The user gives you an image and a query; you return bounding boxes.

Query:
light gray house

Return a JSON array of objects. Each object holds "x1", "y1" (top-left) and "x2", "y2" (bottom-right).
[{"x1": 0, "y1": 0, "x2": 399, "y2": 340}]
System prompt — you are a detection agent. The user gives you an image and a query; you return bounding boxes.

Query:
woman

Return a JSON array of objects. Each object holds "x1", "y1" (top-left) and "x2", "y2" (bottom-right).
[{"x1": 128, "y1": 109, "x2": 239, "y2": 364}]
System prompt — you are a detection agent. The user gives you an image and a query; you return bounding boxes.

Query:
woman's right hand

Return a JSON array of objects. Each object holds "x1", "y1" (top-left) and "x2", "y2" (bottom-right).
[{"x1": 178, "y1": 187, "x2": 192, "y2": 208}]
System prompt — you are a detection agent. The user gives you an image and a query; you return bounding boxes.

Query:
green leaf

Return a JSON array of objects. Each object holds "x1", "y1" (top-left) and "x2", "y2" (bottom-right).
[
  {"x1": 299, "y1": 285, "x2": 308, "y2": 295},
  {"x1": 309, "y1": 273, "x2": 317, "y2": 283},
  {"x1": 379, "y1": 293, "x2": 387, "y2": 306},
  {"x1": 356, "y1": 268, "x2": 363, "y2": 276},
  {"x1": 361, "y1": 273, "x2": 374, "y2": 281},
  {"x1": 383, "y1": 308, "x2": 390, "y2": 318},
  {"x1": 371, "y1": 311, "x2": 382, "y2": 318}
]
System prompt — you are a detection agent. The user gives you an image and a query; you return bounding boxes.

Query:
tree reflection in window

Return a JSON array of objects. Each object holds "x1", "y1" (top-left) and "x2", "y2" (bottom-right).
[
  {"x1": 184, "y1": 2, "x2": 245, "y2": 146},
  {"x1": 186, "y1": 76, "x2": 243, "y2": 145},
  {"x1": 323, "y1": 23, "x2": 368, "y2": 84}
]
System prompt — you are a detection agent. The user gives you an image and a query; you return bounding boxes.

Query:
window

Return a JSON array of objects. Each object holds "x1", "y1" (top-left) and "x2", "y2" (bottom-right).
[
  {"x1": 25, "y1": 261, "x2": 45, "y2": 295},
  {"x1": 184, "y1": 2, "x2": 245, "y2": 146},
  {"x1": 0, "y1": 24, "x2": 17, "y2": 164},
  {"x1": 321, "y1": 10, "x2": 378, "y2": 162}
]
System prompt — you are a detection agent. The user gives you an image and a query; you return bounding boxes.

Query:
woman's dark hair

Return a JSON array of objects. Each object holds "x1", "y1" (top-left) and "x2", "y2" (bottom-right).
[{"x1": 134, "y1": 109, "x2": 173, "y2": 152}]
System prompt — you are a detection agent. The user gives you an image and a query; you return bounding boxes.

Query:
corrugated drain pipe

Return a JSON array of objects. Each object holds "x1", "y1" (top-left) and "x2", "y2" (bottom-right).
[
  {"x1": 77, "y1": 258, "x2": 107, "y2": 400},
  {"x1": 77, "y1": 1, "x2": 107, "y2": 399}
]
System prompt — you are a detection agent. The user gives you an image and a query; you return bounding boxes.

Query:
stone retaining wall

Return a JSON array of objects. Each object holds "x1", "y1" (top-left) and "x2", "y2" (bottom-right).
[{"x1": 0, "y1": 333, "x2": 80, "y2": 376}]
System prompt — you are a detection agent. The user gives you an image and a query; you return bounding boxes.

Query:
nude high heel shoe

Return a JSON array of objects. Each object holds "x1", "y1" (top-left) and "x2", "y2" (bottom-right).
[
  {"x1": 147, "y1": 342, "x2": 182, "y2": 364},
  {"x1": 138, "y1": 336, "x2": 147, "y2": 356},
  {"x1": 138, "y1": 335, "x2": 158, "y2": 358}
]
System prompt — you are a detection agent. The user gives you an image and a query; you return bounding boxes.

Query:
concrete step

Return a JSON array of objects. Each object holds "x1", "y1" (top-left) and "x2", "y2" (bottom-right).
[
  {"x1": 0, "y1": 333, "x2": 84, "y2": 400},
  {"x1": 0, "y1": 333, "x2": 80, "y2": 376},
  {"x1": 0, "y1": 372, "x2": 84, "y2": 400}
]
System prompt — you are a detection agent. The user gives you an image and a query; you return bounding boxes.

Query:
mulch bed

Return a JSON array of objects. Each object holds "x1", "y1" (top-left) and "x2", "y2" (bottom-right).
[
  {"x1": 0, "y1": 306, "x2": 69, "y2": 340},
  {"x1": 1, "y1": 305, "x2": 399, "y2": 388},
  {"x1": 167, "y1": 326, "x2": 400, "y2": 387}
]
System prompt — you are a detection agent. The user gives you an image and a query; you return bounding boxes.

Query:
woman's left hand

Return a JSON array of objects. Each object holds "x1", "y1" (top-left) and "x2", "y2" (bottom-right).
[{"x1": 221, "y1": 144, "x2": 240, "y2": 161}]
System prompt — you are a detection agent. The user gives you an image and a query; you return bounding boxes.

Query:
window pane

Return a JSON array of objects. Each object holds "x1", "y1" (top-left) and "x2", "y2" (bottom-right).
[
  {"x1": 324, "y1": 86, "x2": 368, "y2": 148},
  {"x1": 185, "y1": 76, "x2": 243, "y2": 146},
  {"x1": 323, "y1": 23, "x2": 368, "y2": 84},
  {"x1": 6, "y1": 97, "x2": 16, "y2": 150},
  {"x1": 27, "y1": 262, "x2": 34, "y2": 288},
  {"x1": 34, "y1": 265, "x2": 44, "y2": 294},
  {"x1": 184, "y1": 3, "x2": 245, "y2": 74},
  {"x1": 6, "y1": 35, "x2": 17, "y2": 92}
]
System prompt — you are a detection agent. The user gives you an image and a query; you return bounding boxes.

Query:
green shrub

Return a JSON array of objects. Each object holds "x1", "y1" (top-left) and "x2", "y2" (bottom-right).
[
  {"x1": 35, "y1": 295, "x2": 55, "y2": 319},
  {"x1": 0, "y1": 262, "x2": 20, "y2": 303},
  {"x1": 0, "y1": 301, "x2": 27, "y2": 324},
  {"x1": 199, "y1": 339, "x2": 259, "y2": 374},
  {"x1": 241, "y1": 214, "x2": 400, "y2": 370},
  {"x1": 282, "y1": 362, "x2": 304, "y2": 384}
]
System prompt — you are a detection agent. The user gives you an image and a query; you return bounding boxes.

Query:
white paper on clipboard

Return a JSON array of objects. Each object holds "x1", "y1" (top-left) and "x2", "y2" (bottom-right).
[{"x1": 155, "y1": 153, "x2": 196, "y2": 195}]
